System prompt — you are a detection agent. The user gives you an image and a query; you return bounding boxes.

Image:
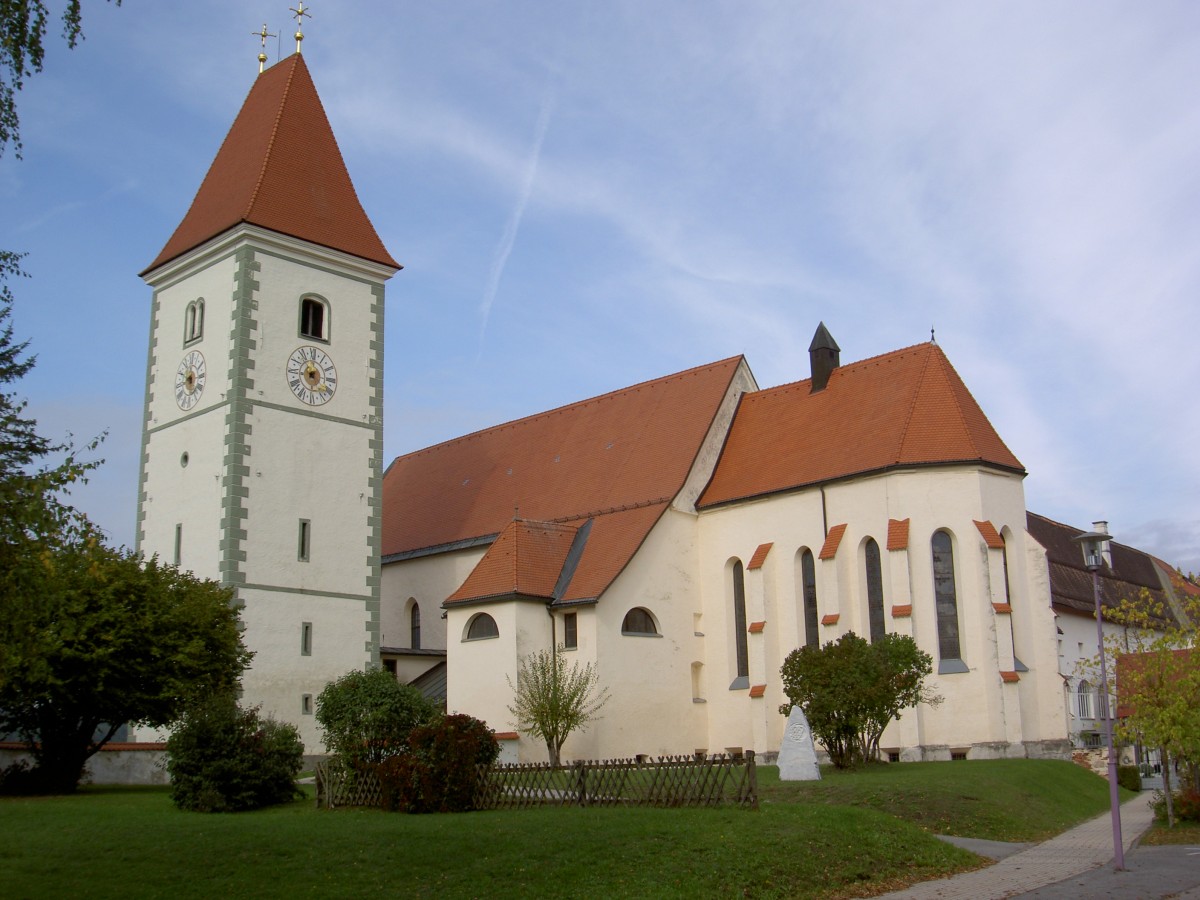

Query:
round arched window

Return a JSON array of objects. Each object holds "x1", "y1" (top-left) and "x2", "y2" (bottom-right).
[
  {"x1": 621, "y1": 607, "x2": 659, "y2": 636},
  {"x1": 465, "y1": 612, "x2": 499, "y2": 641}
]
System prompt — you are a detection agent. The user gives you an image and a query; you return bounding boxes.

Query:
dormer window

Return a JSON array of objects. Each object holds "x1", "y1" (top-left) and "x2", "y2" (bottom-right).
[
  {"x1": 184, "y1": 299, "x2": 204, "y2": 344},
  {"x1": 300, "y1": 296, "x2": 329, "y2": 341}
]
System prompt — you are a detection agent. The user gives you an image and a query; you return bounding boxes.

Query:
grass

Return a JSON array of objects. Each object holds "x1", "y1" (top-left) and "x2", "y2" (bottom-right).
[
  {"x1": 0, "y1": 759, "x2": 1127, "y2": 898},
  {"x1": 1141, "y1": 821, "x2": 1200, "y2": 845}
]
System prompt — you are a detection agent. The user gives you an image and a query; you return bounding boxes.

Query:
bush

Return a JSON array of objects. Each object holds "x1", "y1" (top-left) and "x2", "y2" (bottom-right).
[
  {"x1": 1151, "y1": 787, "x2": 1200, "y2": 823},
  {"x1": 1117, "y1": 765, "x2": 1142, "y2": 792},
  {"x1": 377, "y1": 714, "x2": 499, "y2": 813},
  {"x1": 315, "y1": 668, "x2": 438, "y2": 769},
  {"x1": 166, "y1": 694, "x2": 304, "y2": 812}
]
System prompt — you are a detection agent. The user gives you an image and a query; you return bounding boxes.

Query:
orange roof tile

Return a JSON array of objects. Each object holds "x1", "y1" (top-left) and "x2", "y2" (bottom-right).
[
  {"x1": 1000, "y1": 671, "x2": 1020, "y2": 684},
  {"x1": 749, "y1": 684, "x2": 767, "y2": 698},
  {"x1": 821, "y1": 613, "x2": 840, "y2": 625},
  {"x1": 887, "y1": 518, "x2": 910, "y2": 551},
  {"x1": 698, "y1": 342, "x2": 1023, "y2": 508},
  {"x1": 992, "y1": 603, "x2": 1013, "y2": 614},
  {"x1": 144, "y1": 55, "x2": 398, "y2": 273},
  {"x1": 974, "y1": 520, "x2": 1004, "y2": 549},
  {"x1": 891, "y1": 605, "x2": 913, "y2": 618},
  {"x1": 747, "y1": 543, "x2": 773, "y2": 570},
  {"x1": 818, "y1": 524, "x2": 847, "y2": 560},
  {"x1": 384, "y1": 358, "x2": 744, "y2": 604},
  {"x1": 748, "y1": 621, "x2": 766, "y2": 633},
  {"x1": 447, "y1": 519, "x2": 579, "y2": 604}
]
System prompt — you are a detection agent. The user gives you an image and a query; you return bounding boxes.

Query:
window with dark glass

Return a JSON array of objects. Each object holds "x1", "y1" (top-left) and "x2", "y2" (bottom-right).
[
  {"x1": 466, "y1": 613, "x2": 498, "y2": 640},
  {"x1": 932, "y1": 531, "x2": 961, "y2": 661},
  {"x1": 865, "y1": 538, "x2": 885, "y2": 642},
  {"x1": 732, "y1": 561, "x2": 748, "y2": 678},
  {"x1": 801, "y1": 549, "x2": 819, "y2": 649},
  {"x1": 564, "y1": 611, "x2": 578, "y2": 649},
  {"x1": 410, "y1": 602, "x2": 421, "y2": 650},
  {"x1": 621, "y1": 607, "x2": 658, "y2": 636},
  {"x1": 300, "y1": 297, "x2": 327, "y2": 340}
]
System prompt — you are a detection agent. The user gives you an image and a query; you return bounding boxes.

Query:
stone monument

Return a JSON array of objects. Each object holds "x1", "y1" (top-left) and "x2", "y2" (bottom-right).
[{"x1": 778, "y1": 705, "x2": 821, "y2": 781}]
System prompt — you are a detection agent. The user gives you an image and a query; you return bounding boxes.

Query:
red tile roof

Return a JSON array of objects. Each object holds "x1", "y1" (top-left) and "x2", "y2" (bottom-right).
[
  {"x1": 887, "y1": 518, "x2": 910, "y2": 551},
  {"x1": 698, "y1": 342, "x2": 1023, "y2": 508},
  {"x1": 974, "y1": 520, "x2": 1004, "y2": 549},
  {"x1": 144, "y1": 55, "x2": 398, "y2": 274},
  {"x1": 447, "y1": 519, "x2": 578, "y2": 604},
  {"x1": 748, "y1": 621, "x2": 766, "y2": 633},
  {"x1": 747, "y1": 543, "x2": 773, "y2": 570},
  {"x1": 818, "y1": 524, "x2": 847, "y2": 560},
  {"x1": 383, "y1": 357, "x2": 745, "y2": 603}
]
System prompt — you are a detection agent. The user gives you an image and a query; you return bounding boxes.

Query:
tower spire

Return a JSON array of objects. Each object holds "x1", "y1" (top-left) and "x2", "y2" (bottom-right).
[
  {"x1": 290, "y1": 2, "x2": 311, "y2": 55},
  {"x1": 252, "y1": 23, "x2": 276, "y2": 74}
]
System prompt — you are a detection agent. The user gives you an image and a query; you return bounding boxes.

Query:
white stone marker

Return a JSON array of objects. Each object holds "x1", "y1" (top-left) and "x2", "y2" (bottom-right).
[{"x1": 778, "y1": 705, "x2": 821, "y2": 781}]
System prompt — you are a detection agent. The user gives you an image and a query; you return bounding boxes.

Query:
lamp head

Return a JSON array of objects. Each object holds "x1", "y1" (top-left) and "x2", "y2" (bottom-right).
[{"x1": 1073, "y1": 530, "x2": 1112, "y2": 571}]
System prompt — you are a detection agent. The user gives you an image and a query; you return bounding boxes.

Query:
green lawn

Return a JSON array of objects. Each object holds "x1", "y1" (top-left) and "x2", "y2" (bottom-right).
[
  {"x1": 0, "y1": 759, "x2": 1125, "y2": 899},
  {"x1": 1142, "y1": 821, "x2": 1200, "y2": 845}
]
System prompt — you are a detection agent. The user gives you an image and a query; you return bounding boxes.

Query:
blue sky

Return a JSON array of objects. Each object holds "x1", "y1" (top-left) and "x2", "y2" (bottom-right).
[{"x1": 2, "y1": 2, "x2": 1198, "y2": 573}]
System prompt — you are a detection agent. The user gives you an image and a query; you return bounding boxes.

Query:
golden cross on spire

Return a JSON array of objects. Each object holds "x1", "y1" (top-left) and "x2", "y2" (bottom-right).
[
  {"x1": 252, "y1": 23, "x2": 277, "y2": 73},
  {"x1": 290, "y1": 2, "x2": 311, "y2": 55}
]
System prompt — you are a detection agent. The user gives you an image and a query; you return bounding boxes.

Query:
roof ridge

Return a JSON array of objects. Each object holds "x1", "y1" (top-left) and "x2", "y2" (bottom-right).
[
  {"x1": 394, "y1": 356, "x2": 745, "y2": 462},
  {"x1": 929, "y1": 345, "x2": 980, "y2": 456},
  {"x1": 748, "y1": 340, "x2": 934, "y2": 398},
  {"x1": 244, "y1": 55, "x2": 299, "y2": 222},
  {"x1": 894, "y1": 342, "x2": 936, "y2": 463}
]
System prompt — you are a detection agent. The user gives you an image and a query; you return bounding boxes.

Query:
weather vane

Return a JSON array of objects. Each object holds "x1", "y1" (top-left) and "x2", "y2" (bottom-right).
[
  {"x1": 252, "y1": 23, "x2": 277, "y2": 73},
  {"x1": 290, "y1": 2, "x2": 312, "y2": 55}
]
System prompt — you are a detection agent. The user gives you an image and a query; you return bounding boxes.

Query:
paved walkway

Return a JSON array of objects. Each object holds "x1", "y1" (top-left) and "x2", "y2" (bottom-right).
[{"x1": 878, "y1": 794, "x2": 1159, "y2": 899}]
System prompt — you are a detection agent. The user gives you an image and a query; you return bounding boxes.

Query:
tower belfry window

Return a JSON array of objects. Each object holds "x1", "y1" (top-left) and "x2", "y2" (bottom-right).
[
  {"x1": 300, "y1": 297, "x2": 328, "y2": 341},
  {"x1": 184, "y1": 299, "x2": 204, "y2": 344}
]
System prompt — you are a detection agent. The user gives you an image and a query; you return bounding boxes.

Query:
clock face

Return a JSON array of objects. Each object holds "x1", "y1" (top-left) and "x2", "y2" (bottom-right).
[
  {"x1": 287, "y1": 345, "x2": 338, "y2": 406},
  {"x1": 175, "y1": 350, "x2": 207, "y2": 411}
]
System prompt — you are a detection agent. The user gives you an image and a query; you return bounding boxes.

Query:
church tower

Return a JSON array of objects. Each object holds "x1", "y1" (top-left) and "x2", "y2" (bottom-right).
[{"x1": 136, "y1": 52, "x2": 399, "y2": 749}]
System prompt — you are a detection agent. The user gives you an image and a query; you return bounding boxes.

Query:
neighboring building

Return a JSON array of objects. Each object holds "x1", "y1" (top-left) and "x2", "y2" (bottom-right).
[{"x1": 135, "y1": 54, "x2": 399, "y2": 750}]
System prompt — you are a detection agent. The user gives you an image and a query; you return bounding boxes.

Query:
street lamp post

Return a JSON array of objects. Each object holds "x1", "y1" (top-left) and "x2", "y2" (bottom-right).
[{"x1": 1073, "y1": 527, "x2": 1124, "y2": 871}]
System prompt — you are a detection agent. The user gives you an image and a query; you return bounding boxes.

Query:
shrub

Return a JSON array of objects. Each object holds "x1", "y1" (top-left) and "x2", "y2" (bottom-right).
[
  {"x1": 378, "y1": 714, "x2": 499, "y2": 813},
  {"x1": 1151, "y1": 787, "x2": 1200, "y2": 823},
  {"x1": 315, "y1": 668, "x2": 439, "y2": 769},
  {"x1": 1117, "y1": 765, "x2": 1142, "y2": 792},
  {"x1": 166, "y1": 694, "x2": 304, "y2": 812}
]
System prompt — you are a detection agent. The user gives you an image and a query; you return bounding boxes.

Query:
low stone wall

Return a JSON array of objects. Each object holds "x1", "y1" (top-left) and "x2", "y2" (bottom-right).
[{"x1": 0, "y1": 742, "x2": 169, "y2": 786}]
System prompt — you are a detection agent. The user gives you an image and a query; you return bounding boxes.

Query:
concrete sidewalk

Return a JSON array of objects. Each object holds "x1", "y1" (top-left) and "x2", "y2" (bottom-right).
[{"x1": 878, "y1": 793, "x2": 1159, "y2": 899}]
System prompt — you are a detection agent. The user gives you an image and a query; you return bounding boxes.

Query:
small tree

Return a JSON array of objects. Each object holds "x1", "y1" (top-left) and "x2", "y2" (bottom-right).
[
  {"x1": 166, "y1": 694, "x2": 303, "y2": 813},
  {"x1": 507, "y1": 646, "x2": 609, "y2": 766},
  {"x1": 779, "y1": 632, "x2": 938, "y2": 768},
  {"x1": 376, "y1": 713, "x2": 499, "y2": 813},
  {"x1": 315, "y1": 668, "x2": 439, "y2": 770},
  {"x1": 0, "y1": 542, "x2": 250, "y2": 792}
]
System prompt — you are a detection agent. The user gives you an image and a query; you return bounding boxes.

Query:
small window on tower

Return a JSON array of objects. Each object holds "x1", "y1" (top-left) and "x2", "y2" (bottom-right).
[
  {"x1": 301, "y1": 622, "x2": 313, "y2": 656},
  {"x1": 174, "y1": 524, "x2": 183, "y2": 567},
  {"x1": 299, "y1": 297, "x2": 328, "y2": 341},
  {"x1": 301, "y1": 694, "x2": 313, "y2": 715},
  {"x1": 298, "y1": 519, "x2": 311, "y2": 562},
  {"x1": 184, "y1": 299, "x2": 204, "y2": 344},
  {"x1": 564, "y1": 612, "x2": 578, "y2": 649}
]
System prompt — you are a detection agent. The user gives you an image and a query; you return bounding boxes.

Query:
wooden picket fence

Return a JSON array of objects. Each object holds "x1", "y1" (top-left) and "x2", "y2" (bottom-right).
[
  {"x1": 474, "y1": 751, "x2": 757, "y2": 810},
  {"x1": 316, "y1": 751, "x2": 757, "y2": 811}
]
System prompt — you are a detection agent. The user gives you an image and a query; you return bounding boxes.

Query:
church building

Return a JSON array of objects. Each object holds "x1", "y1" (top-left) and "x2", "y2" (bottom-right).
[{"x1": 136, "y1": 48, "x2": 1193, "y2": 762}]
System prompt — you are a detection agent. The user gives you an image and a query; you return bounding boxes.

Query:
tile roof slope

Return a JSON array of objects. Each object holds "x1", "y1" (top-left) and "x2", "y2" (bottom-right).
[
  {"x1": 383, "y1": 357, "x2": 744, "y2": 601},
  {"x1": 1026, "y1": 512, "x2": 1178, "y2": 626},
  {"x1": 698, "y1": 342, "x2": 1023, "y2": 508},
  {"x1": 143, "y1": 54, "x2": 398, "y2": 274},
  {"x1": 447, "y1": 519, "x2": 579, "y2": 604}
]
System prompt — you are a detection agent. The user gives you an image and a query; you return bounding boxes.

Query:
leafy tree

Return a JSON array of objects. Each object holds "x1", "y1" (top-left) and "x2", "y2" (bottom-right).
[
  {"x1": 2, "y1": 1, "x2": 122, "y2": 157},
  {"x1": 779, "y1": 632, "x2": 938, "y2": 768},
  {"x1": 376, "y1": 713, "x2": 499, "y2": 813},
  {"x1": 507, "y1": 646, "x2": 610, "y2": 766},
  {"x1": 315, "y1": 668, "x2": 439, "y2": 769},
  {"x1": 166, "y1": 693, "x2": 303, "y2": 813},
  {"x1": 0, "y1": 542, "x2": 251, "y2": 792}
]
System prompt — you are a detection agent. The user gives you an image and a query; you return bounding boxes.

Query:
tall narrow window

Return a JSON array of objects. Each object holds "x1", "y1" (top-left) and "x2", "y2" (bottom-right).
[
  {"x1": 865, "y1": 538, "x2": 885, "y2": 643},
  {"x1": 410, "y1": 602, "x2": 421, "y2": 650},
  {"x1": 732, "y1": 561, "x2": 748, "y2": 681},
  {"x1": 563, "y1": 611, "x2": 578, "y2": 649},
  {"x1": 184, "y1": 299, "x2": 204, "y2": 343},
  {"x1": 301, "y1": 622, "x2": 313, "y2": 656},
  {"x1": 300, "y1": 297, "x2": 327, "y2": 340},
  {"x1": 298, "y1": 519, "x2": 311, "y2": 562},
  {"x1": 801, "y1": 549, "x2": 819, "y2": 649},
  {"x1": 932, "y1": 531, "x2": 961, "y2": 662},
  {"x1": 1076, "y1": 680, "x2": 1094, "y2": 719},
  {"x1": 173, "y1": 523, "x2": 183, "y2": 567}
]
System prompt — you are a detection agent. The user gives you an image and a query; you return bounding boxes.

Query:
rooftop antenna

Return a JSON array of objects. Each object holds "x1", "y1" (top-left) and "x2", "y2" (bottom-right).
[
  {"x1": 930, "y1": 326, "x2": 937, "y2": 344},
  {"x1": 252, "y1": 23, "x2": 277, "y2": 73},
  {"x1": 290, "y1": 2, "x2": 311, "y2": 55}
]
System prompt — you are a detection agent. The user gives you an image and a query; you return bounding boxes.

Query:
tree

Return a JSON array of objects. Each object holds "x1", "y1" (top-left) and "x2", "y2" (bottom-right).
[
  {"x1": 507, "y1": 646, "x2": 609, "y2": 766},
  {"x1": 0, "y1": 542, "x2": 251, "y2": 792},
  {"x1": 314, "y1": 667, "x2": 439, "y2": 770},
  {"x1": 779, "y1": 632, "x2": 939, "y2": 768},
  {"x1": 2, "y1": 1, "x2": 122, "y2": 157}
]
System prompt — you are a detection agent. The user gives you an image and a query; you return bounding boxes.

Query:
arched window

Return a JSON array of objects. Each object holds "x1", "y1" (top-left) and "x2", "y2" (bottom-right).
[
  {"x1": 801, "y1": 549, "x2": 819, "y2": 649},
  {"x1": 621, "y1": 607, "x2": 658, "y2": 636},
  {"x1": 410, "y1": 602, "x2": 421, "y2": 650},
  {"x1": 932, "y1": 531, "x2": 962, "y2": 663},
  {"x1": 732, "y1": 560, "x2": 748, "y2": 680},
  {"x1": 300, "y1": 296, "x2": 328, "y2": 341},
  {"x1": 1076, "y1": 680, "x2": 1094, "y2": 719},
  {"x1": 465, "y1": 612, "x2": 498, "y2": 641},
  {"x1": 864, "y1": 537, "x2": 885, "y2": 643},
  {"x1": 184, "y1": 299, "x2": 204, "y2": 343}
]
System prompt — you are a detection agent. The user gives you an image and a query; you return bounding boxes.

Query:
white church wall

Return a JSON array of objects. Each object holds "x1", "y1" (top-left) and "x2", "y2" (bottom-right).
[{"x1": 380, "y1": 547, "x2": 484, "y2": 651}]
